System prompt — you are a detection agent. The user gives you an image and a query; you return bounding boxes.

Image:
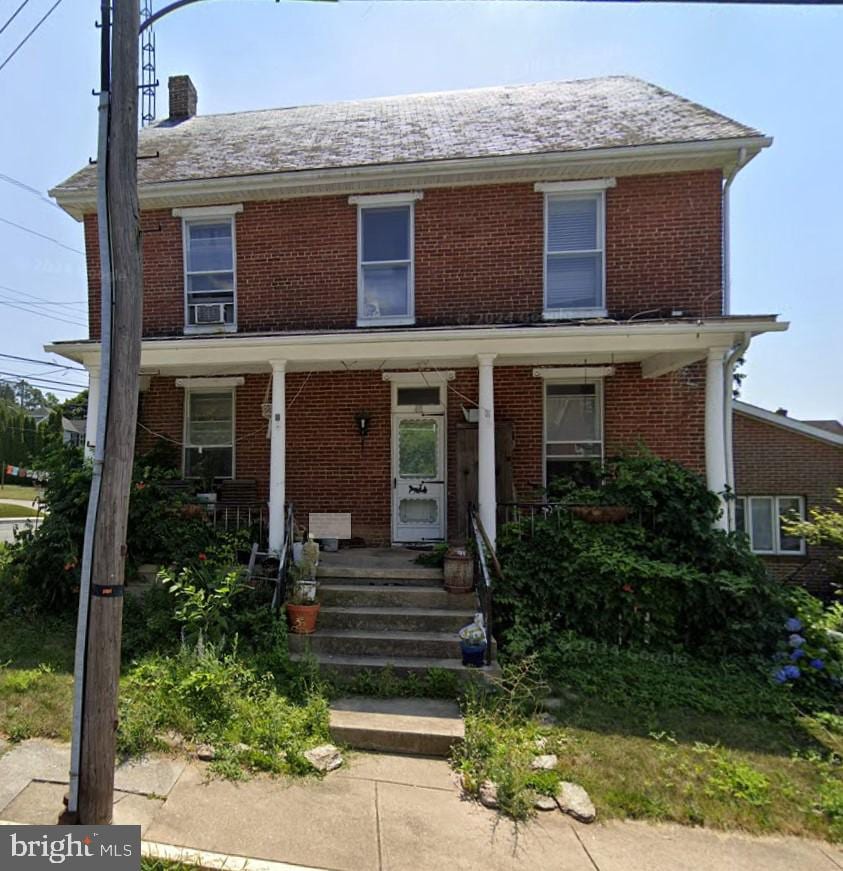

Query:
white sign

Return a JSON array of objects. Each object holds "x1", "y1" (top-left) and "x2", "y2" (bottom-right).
[{"x1": 309, "y1": 512, "x2": 352, "y2": 540}]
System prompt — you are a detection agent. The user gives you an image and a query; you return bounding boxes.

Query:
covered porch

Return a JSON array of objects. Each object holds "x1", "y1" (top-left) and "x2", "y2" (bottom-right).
[{"x1": 49, "y1": 315, "x2": 786, "y2": 551}]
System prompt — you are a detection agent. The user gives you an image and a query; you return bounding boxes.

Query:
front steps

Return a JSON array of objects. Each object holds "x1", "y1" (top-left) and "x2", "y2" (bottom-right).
[
  {"x1": 287, "y1": 551, "x2": 498, "y2": 680},
  {"x1": 329, "y1": 696, "x2": 464, "y2": 757}
]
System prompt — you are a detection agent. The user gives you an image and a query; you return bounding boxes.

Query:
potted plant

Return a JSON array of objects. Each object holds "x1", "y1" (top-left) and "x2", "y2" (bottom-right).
[
  {"x1": 193, "y1": 453, "x2": 218, "y2": 506},
  {"x1": 458, "y1": 617, "x2": 487, "y2": 667},
  {"x1": 285, "y1": 567, "x2": 320, "y2": 634}
]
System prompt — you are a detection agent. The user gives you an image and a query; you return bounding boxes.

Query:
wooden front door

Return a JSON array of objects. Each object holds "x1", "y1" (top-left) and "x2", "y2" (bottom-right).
[{"x1": 454, "y1": 421, "x2": 514, "y2": 541}]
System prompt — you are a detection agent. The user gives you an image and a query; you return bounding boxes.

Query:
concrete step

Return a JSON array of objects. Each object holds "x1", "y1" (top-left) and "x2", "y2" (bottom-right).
[
  {"x1": 319, "y1": 583, "x2": 474, "y2": 611},
  {"x1": 318, "y1": 606, "x2": 473, "y2": 634},
  {"x1": 315, "y1": 575, "x2": 441, "y2": 588},
  {"x1": 317, "y1": 564, "x2": 443, "y2": 583},
  {"x1": 289, "y1": 628, "x2": 463, "y2": 659},
  {"x1": 290, "y1": 651, "x2": 500, "y2": 681},
  {"x1": 329, "y1": 696, "x2": 464, "y2": 757}
]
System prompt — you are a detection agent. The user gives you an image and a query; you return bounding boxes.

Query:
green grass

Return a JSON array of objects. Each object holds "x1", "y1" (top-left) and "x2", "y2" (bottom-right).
[
  {"x1": 0, "y1": 503, "x2": 40, "y2": 518},
  {"x1": 455, "y1": 656, "x2": 843, "y2": 841},
  {"x1": 0, "y1": 484, "x2": 40, "y2": 501}
]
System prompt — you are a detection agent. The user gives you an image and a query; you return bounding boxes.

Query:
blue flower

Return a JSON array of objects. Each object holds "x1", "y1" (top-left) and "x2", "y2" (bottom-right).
[
  {"x1": 810, "y1": 659, "x2": 825, "y2": 670},
  {"x1": 783, "y1": 665, "x2": 801, "y2": 680},
  {"x1": 773, "y1": 668, "x2": 789, "y2": 684},
  {"x1": 788, "y1": 634, "x2": 806, "y2": 648},
  {"x1": 785, "y1": 617, "x2": 803, "y2": 633},
  {"x1": 790, "y1": 648, "x2": 806, "y2": 661}
]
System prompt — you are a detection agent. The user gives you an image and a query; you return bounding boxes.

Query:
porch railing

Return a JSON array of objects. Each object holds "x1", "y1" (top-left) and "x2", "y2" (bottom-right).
[
  {"x1": 206, "y1": 502, "x2": 268, "y2": 547},
  {"x1": 468, "y1": 506, "x2": 502, "y2": 666}
]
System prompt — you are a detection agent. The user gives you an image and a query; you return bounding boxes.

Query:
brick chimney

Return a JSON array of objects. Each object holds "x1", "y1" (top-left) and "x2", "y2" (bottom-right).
[
  {"x1": 776, "y1": 408, "x2": 788, "y2": 417},
  {"x1": 168, "y1": 75, "x2": 197, "y2": 120}
]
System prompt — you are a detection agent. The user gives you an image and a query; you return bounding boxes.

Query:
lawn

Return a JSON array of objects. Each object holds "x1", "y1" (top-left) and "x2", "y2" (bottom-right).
[
  {"x1": 0, "y1": 485, "x2": 41, "y2": 502},
  {"x1": 0, "y1": 504, "x2": 40, "y2": 518}
]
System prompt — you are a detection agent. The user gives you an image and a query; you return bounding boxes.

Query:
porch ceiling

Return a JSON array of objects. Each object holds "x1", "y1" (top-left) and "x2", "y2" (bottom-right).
[{"x1": 47, "y1": 316, "x2": 787, "y2": 379}]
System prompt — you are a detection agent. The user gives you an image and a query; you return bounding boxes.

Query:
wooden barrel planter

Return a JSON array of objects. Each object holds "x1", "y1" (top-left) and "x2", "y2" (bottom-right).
[{"x1": 571, "y1": 506, "x2": 631, "y2": 524}]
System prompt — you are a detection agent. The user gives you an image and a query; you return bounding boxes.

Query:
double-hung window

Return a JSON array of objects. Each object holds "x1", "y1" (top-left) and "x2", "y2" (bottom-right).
[
  {"x1": 537, "y1": 180, "x2": 613, "y2": 319},
  {"x1": 544, "y1": 381, "x2": 603, "y2": 485},
  {"x1": 184, "y1": 390, "x2": 235, "y2": 479},
  {"x1": 352, "y1": 193, "x2": 420, "y2": 326},
  {"x1": 735, "y1": 496, "x2": 806, "y2": 555},
  {"x1": 176, "y1": 204, "x2": 242, "y2": 332}
]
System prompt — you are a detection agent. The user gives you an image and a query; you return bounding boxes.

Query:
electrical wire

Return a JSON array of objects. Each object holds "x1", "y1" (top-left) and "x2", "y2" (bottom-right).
[
  {"x1": 0, "y1": 283, "x2": 86, "y2": 307},
  {"x1": 0, "y1": 370, "x2": 86, "y2": 390},
  {"x1": 0, "y1": 297, "x2": 86, "y2": 327},
  {"x1": 0, "y1": 0, "x2": 31, "y2": 36},
  {"x1": 0, "y1": 171, "x2": 63, "y2": 212},
  {"x1": 0, "y1": 353, "x2": 86, "y2": 372},
  {"x1": 0, "y1": 0, "x2": 64, "y2": 74},
  {"x1": 0, "y1": 215, "x2": 84, "y2": 255}
]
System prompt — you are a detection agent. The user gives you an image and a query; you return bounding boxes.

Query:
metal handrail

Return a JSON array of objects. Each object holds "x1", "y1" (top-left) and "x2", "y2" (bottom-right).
[
  {"x1": 468, "y1": 506, "x2": 501, "y2": 665},
  {"x1": 271, "y1": 502, "x2": 295, "y2": 611}
]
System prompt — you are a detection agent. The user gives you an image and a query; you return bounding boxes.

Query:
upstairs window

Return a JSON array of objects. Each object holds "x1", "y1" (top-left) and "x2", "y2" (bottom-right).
[
  {"x1": 544, "y1": 381, "x2": 603, "y2": 486},
  {"x1": 184, "y1": 390, "x2": 235, "y2": 479},
  {"x1": 175, "y1": 204, "x2": 242, "y2": 331},
  {"x1": 735, "y1": 496, "x2": 806, "y2": 555},
  {"x1": 352, "y1": 193, "x2": 420, "y2": 326},
  {"x1": 544, "y1": 193, "x2": 605, "y2": 316}
]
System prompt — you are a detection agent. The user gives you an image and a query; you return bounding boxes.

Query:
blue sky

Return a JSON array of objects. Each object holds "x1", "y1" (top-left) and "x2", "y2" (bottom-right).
[{"x1": 0, "y1": 0, "x2": 840, "y2": 419}]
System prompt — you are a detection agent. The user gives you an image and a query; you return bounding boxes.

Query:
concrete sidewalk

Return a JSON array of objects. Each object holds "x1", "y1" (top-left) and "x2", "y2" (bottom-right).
[{"x1": 0, "y1": 739, "x2": 840, "y2": 871}]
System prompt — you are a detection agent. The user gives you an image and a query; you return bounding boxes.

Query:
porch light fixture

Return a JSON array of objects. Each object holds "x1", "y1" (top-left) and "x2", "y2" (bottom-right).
[{"x1": 355, "y1": 410, "x2": 372, "y2": 449}]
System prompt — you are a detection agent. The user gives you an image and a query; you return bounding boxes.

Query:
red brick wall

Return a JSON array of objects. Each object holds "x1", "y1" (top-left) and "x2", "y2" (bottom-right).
[
  {"x1": 82, "y1": 170, "x2": 723, "y2": 340},
  {"x1": 733, "y1": 412, "x2": 843, "y2": 595},
  {"x1": 136, "y1": 363, "x2": 705, "y2": 543}
]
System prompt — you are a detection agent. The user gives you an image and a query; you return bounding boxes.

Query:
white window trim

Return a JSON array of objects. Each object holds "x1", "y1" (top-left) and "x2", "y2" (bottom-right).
[
  {"x1": 542, "y1": 189, "x2": 608, "y2": 320},
  {"x1": 181, "y1": 212, "x2": 239, "y2": 335},
  {"x1": 182, "y1": 385, "x2": 237, "y2": 481},
  {"x1": 534, "y1": 179, "x2": 616, "y2": 193},
  {"x1": 384, "y1": 371, "x2": 453, "y2": 414},
  {"x1": 542, "y1": 378, "x2": 605, "y2": 488},
  {"x1": 356, "y1": 200, "x2": 417, "y2": 327},
  {"x1": 737, "y1": 495, "x2": 807, "y2": 556}
]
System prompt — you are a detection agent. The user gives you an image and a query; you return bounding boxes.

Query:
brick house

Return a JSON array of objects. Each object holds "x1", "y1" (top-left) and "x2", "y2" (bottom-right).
[
  {"x1": 733, "y1": 401, "x2": 843, "y2": 597},
  {"x1": 48, "y1": 75, "x2": 787, "y2": 551}
]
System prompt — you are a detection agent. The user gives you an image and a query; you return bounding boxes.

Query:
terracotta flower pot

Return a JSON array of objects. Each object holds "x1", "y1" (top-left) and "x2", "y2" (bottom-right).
[
  {"x1": 571, "y1": 506, "x2": 631, "y2": 524},
  {"x1": 286, "y1": 602, "x2": 321, "y2": 634}
]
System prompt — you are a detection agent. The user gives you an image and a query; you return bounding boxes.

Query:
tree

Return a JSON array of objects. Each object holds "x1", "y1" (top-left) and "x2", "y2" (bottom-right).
[{"x1": 786, "y1": 489, "x2": 843, "y2": 562}]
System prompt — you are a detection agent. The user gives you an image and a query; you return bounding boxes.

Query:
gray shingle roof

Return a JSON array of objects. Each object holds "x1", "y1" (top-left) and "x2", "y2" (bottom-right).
[{"x1": 53, "y1": 76, "x2": 763, "y2": 194}]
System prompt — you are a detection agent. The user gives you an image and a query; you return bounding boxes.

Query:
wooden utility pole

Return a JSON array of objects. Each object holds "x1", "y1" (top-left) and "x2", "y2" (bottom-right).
[{"x1": 77, "y1": 0, "x2": 143, "y2": 824}]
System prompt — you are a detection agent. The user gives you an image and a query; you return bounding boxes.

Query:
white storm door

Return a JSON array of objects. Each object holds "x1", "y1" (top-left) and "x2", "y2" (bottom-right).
[{"x1": 392, "y1": 413, "x2": 446, "y2": 542}]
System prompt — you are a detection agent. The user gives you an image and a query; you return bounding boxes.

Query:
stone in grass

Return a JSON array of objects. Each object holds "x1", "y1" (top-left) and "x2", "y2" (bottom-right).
[
  {"x1": 530, "y1": 754, "x2": 558, "y2": 770},
  {"x1": 556, "y1": 781, "x2": 596, "y2": 823},
  {"x1": 196, "y1": 744, "x2": 216, "y2": 762},
  {"x1": 534, "y1": 794, "x2": 557, "y2": 811},
  {"x1": 304, "y1": 744, "x2": 343, "y2": 773},
  {"x1": 478, "y1": 780, "x2": 499, "y2": 809}
]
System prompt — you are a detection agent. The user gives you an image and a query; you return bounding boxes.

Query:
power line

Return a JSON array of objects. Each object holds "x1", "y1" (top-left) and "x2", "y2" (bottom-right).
[
  {"x1": 0, "y1": 0, "x2": 65, "y2": 74},
  {"x1": 0, "y1": 297, "x2": 87, "y2": 327},
  {"x1": 0, "y1": 283, "x2": 86, "y2": 307},
  {"x1": 0, "y1": 171, "x2": 64, "y2": 212},
  {"x1": 0, "y1": 370, "x2": 87, "y2": 390},
  {"x1": 0, "y1": 215, "x2": 84, "y2": 255},
  {"x1": 0, "y1": 1, "x2": 32, "y2": 36},
  {"x1": 0, "y1": 353, "x2": 86, "y2": 373}
]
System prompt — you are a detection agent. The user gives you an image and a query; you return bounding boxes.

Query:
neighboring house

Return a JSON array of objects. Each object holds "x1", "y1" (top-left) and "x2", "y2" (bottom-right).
[
  {"x1": 26, "y1": 406, "x2": 52, "y2": 427},
  {"x1": 48, "y1": 75, "x2": 787, "y2": 550},
  {"x1": 733, "y1": 401, "x2": 843, "y2": 597},
  {"x1": 62, "y1": 417, "x2": 87, "y2": 448}
]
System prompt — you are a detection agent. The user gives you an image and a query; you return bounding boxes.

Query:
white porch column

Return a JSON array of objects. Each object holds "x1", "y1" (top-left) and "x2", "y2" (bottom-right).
[
  {"x1": 705, "y1": 346, "x2": 729, "y2": 530},
  {"x1": 268, "y1": 360, "x2": 287, "y2": 553},
  {"x1": 477, "y1": 353, "x2": 497, "y2": 547},
  {"x1": 84, "y1": 365, "x2": 100, "y2": 460}
]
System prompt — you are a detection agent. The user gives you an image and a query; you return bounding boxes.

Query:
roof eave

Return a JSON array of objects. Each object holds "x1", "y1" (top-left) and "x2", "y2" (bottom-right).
[
  {"x1": 50, "y1": 135, "x2": 772, "y2": 221},
  {"x1": 733, "y1": 400, "x2": 843, "y2": 448}
]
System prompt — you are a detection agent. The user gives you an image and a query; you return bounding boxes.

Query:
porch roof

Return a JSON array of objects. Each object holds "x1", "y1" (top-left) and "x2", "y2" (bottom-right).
[{"x1": 46, "y1": 315, "x2": 787, "y2": 378}]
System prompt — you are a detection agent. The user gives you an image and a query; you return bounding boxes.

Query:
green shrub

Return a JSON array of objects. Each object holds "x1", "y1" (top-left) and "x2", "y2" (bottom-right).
[{"x1": 497, "y1": 452, "x2": 788, "y2": 658}]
